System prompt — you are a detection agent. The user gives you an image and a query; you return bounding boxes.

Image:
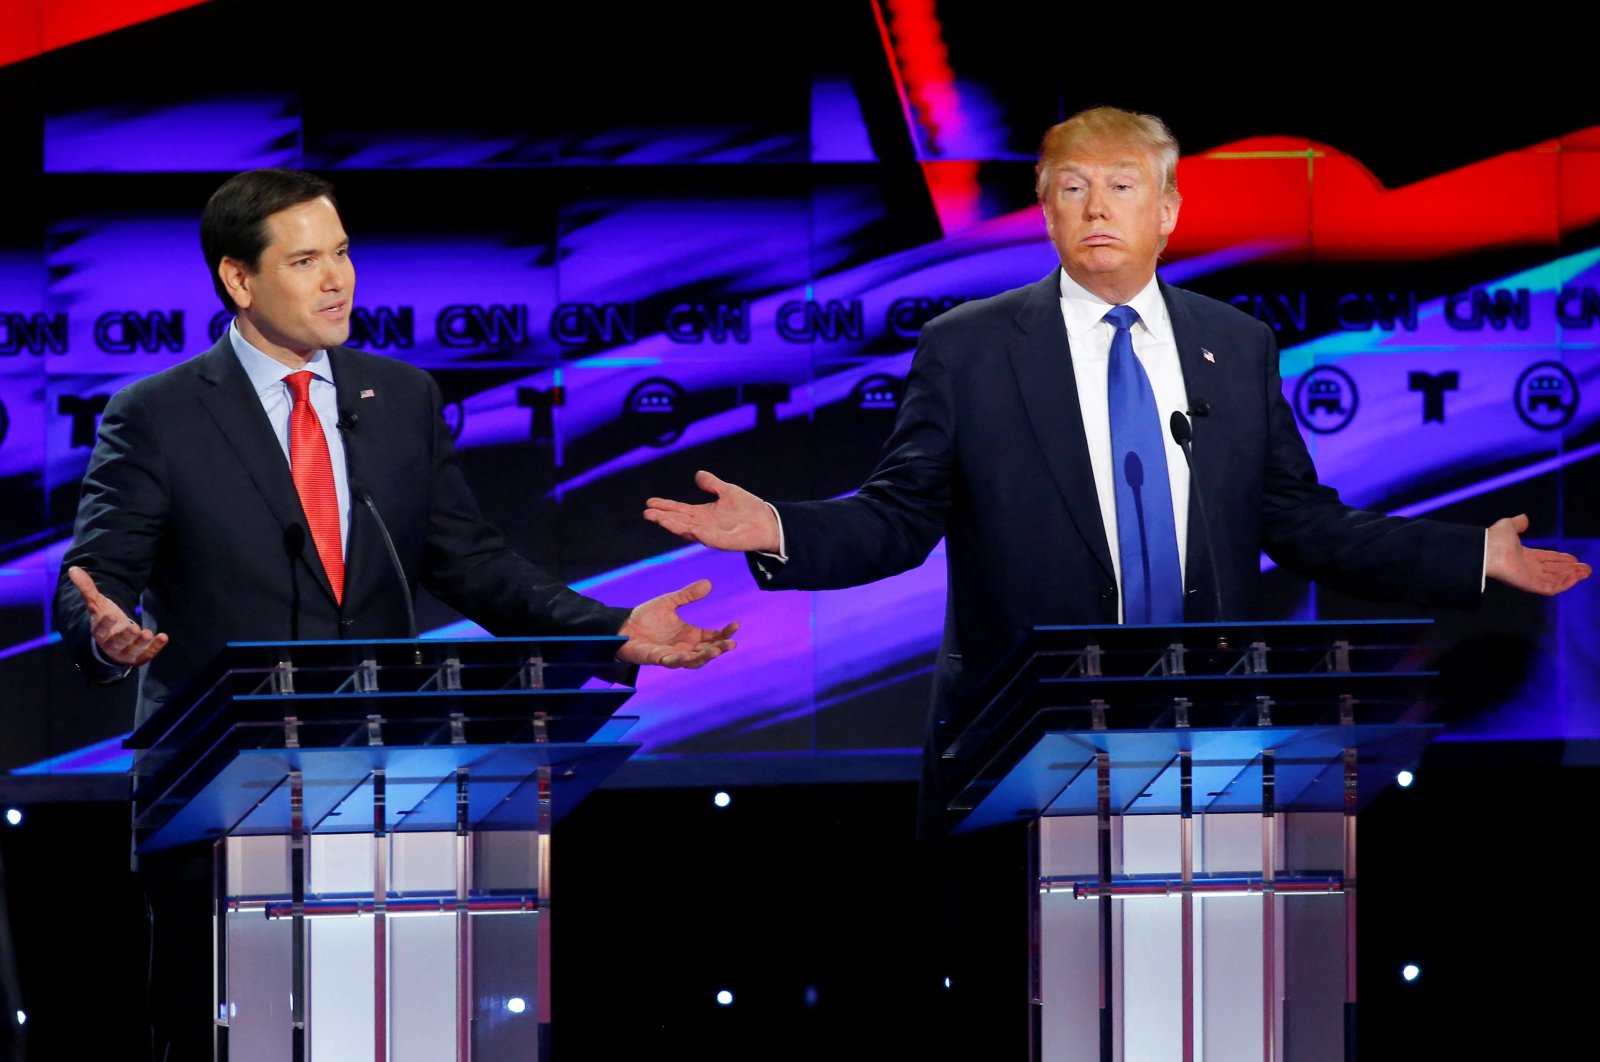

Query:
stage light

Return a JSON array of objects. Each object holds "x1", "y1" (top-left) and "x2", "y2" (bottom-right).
[
  {"x1": 1397, "y1": 771, "x2": 1415, "y2": 788},
  {"x1": 13, "y1": 1011, "x2": 24, "y2": 1026},
  {"x1": 1402, "y1": 964, "x2": 1421, "y2": 982},
  {"x1": 4, "y1": 808, "x2": 20, "y2": 826},
  {"x1": 943, "y1": 977, "x2": 952, "y2": 989},
  {"x1": 713, "y1": 791, "x2": 731, "y2": 808},
  {"x1": 716, "y1": 990, "x2": 733, "y2": 1006},
  {"x1": 804, "y1": 985, "x2": 818, "y2": 1008},
  {"x1": 507, "y1": 997, "x2": 527, "y2": 1014}
]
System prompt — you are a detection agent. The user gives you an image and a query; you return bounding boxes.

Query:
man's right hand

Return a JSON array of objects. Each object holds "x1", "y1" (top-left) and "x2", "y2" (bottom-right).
[
  {"x1": 67, "y1": 565, "x2": 168, "y2": 668},
  {"x1": 644, "y1": 470, "x2": 782, "y2": 554}
]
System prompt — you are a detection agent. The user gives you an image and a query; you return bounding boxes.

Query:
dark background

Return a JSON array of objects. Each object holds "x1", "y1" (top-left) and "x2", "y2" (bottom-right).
[{"x1": 1, "y1": 1, "x2": 1596, "y2": 1056}]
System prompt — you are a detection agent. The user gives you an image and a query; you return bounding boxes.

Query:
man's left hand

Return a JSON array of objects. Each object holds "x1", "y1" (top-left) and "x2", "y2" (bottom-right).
[
  {"x1": 618, "y1": 579, "x2": 739, "y2": 668},
  {"x1": 1486, "y1": 514, "x2": 1592, "y2": 595}
]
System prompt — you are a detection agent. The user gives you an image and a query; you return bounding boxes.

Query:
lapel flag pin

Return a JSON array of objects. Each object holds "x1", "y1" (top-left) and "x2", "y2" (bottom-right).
[
  {"x1": 360, "y1": 389, "x2": 376, "y2": 398},
  {"x1": 1202, "y1": 348, "x2": 1215, "y2": 364}
]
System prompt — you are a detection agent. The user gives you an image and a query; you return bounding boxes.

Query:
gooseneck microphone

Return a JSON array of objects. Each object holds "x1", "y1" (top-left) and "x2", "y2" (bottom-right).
[
  {"x1": 352, "y1": 481, "x2": 421, "y2": 663},
  {"x1": 1170, "y1": 401, "x2": 1225, "y2": 622}
]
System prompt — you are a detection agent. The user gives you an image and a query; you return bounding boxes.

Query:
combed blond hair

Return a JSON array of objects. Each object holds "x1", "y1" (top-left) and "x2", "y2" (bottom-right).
[{"x1": 1035, "y1": 107, "x2": 1181, "y2": 202}]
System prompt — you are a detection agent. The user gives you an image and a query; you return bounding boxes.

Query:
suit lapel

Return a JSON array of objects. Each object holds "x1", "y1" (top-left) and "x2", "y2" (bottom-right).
[
  {"x1": 1161, "y1": 281, "x2": 1223, "y2": 620},
  {"x1": 329, "y1": 347, "x2": 373, "y2": 599},
  {"x1": 194, "y1": 336, "x2": 339, "y2": 605},
  {"x1": 1007, "y1": 270, "x2": 1116, "y2": 584}
]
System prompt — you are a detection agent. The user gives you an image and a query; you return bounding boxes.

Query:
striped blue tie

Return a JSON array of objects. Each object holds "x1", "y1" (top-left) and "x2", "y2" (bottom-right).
[{"x1": 1104, "y1": 305, "x2": 1183, "y2": 624}]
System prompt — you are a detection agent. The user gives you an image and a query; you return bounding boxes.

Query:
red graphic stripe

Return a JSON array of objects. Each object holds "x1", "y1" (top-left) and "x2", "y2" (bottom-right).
[
  {"x1": 1166, "y1": 130, "x2": 1600, "y2": 261},
  {"x1": 878, "y1": 0, "x2": 983, "y2": 233},
  {"x1": 1, "y1": 0, "x2": 211, "y2": 68}
]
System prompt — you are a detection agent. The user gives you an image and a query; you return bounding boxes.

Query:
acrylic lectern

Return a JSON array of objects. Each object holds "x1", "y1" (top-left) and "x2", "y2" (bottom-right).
[
  {"x1": 939, "y1": 620, "x2": 1441, "y2": 1062},
  {"x1": 126, "y1": 636, "x2": 641, "y2": 1062}
]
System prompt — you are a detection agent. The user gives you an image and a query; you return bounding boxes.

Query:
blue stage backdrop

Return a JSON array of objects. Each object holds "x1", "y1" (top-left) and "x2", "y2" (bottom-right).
[{"x1": 1, "y1": 2, "x2": 1595, "y2": 786}]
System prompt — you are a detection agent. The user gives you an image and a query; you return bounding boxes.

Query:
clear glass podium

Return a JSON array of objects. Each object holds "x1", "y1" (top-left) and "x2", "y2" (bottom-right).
[
  {"x1": 940, "y1": 620, "x2": 1442, "y2": 1062},
  {"x1": 127, "y1": 637, "x2": 641, "y2": 1062}
]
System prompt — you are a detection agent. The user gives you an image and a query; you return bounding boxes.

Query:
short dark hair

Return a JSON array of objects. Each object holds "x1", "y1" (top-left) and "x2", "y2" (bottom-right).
[{"x1": 200, "y1": 169, "x2": 340, "y2": 313}]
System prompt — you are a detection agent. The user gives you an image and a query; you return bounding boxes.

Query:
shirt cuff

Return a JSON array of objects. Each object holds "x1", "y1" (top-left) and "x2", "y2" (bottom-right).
[
  {"x1": 755, "y1": 502, "x2": 789, "y2": 564},
  {"x1": 88, "y1": 637, "x2": 132, "y2": 680}
]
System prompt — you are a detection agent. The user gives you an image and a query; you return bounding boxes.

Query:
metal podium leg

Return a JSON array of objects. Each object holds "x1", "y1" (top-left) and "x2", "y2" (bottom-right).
[
  {"x1": 537, "y1": 762, "x2": 553, "y2": 1061},
  {"x1": 1261, "y1": 750, "x2": 1277, "y2": 1062},
  {"x1": 290, "y1": 768, "x2": 307, "y2": 1062},
  {"x1": 455, "y1": 768, "x2": 473, "y2": 1062},
  {"x1": 1179, "y1": 749, "x2": 1194, "y2": 1062},
  {"x1": 1096, "y1": 750, "x2": 1113, "y2": 1062},
  {"x1": 1028, "y1": 819, "x2": 1043, "y2": 1062},
  {"x1": 1343, "y1": 748, "x2": 1358, "y2": 1062},
  {"x1": 214, "y1": 839, "x2": 228, "y2": 1062},
  {"x1": 373, "y1": 768, "x2": 388, "y2": 1062}
]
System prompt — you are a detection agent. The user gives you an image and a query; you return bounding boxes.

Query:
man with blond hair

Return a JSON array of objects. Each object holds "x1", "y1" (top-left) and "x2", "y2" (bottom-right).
[
  {"x1": 647, "y1": 104, "x2": 1588, "y2": 801},
  {"x1": 646, "y1": 104, "x2": 1587, "y2": 1046}
]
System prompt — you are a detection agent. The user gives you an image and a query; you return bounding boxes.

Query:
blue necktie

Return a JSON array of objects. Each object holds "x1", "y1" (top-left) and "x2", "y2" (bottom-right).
[{"x1": 1104, "y1": 305, "x2": 1183, "y2": 624}]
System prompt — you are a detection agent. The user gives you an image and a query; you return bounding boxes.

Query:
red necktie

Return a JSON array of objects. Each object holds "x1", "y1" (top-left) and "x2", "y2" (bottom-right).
[{"x1": 285, "y1": 370, "x2": 344, "y2": 603}]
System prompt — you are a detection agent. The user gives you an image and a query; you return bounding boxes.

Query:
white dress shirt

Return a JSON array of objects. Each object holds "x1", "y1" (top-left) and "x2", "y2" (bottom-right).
[
  {"x1": 230, "y1": 323, "x2": 352, "y2": 554},
  {"x1": 1056, "y1": 270, "x2": 1190, "y2": 621}
]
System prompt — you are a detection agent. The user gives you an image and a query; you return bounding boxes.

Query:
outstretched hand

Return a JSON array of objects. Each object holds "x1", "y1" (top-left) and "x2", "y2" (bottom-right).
[
  {"x1": 66, "y1": 565, "x2": 169, "y2": 667},
  {"x1": 617, "y1": 578, "x2": 739, "y2": 669},
  {"x1": 1485, "y1": 515, "x2": 1592, "y2": 596},
  {"x1": 644, "y1": 470, "x2": 782, "y2": 554}
]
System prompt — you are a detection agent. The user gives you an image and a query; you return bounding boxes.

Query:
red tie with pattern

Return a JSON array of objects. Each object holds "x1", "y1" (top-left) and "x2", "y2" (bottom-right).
[{"x1": 285, "y1": 370, "x2": 344, "y2": 603}]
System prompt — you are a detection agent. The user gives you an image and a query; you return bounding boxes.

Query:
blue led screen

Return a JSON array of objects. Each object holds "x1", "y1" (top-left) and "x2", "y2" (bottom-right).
[{"x1": 2, "y1": 3, "x2": 1596, "y2": 784}]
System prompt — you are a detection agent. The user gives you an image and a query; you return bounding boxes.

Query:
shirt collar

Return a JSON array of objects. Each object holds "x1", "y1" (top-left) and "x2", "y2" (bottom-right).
[
  {"x1": 228, "y1": 321, "x2": 335, "y2": 397},
  {"x1": 1056, "y1": 269, "x2": 1171, "y2": 348}
]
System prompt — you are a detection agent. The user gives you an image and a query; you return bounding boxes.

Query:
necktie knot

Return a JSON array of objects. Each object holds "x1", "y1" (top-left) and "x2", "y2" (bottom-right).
[
  {"x1": 285, "y1": 370, "x2": 314, "y2": 403},
  {"x1": 1103, "y1": 305, "x2": 1140, "y2": 333}
]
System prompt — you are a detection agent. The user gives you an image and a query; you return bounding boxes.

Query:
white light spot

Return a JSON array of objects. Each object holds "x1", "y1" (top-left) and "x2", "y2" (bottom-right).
[
  {"x1": 507, "y1": 997, "x2": 527, "y2": 1014},
  {"x1": 1396, "y1": 771, "x2": 1415, "y2": 788},
  {"x1": 14, "y1": 1011, "x2": 25, "y2": 1026},
  {"x1": 1402, "y1": 964, "x2": 1421, "y2": 982},
  {"x1": 716, "y1": 989, "x2": 734, "y2": 1006},
  {"x1": 4, "y1": 808, "x2": 21, "y2": 827},
  {"x1": 713, "y1": 791, "x2": 731, "y2": 808},
  {"x1": 943, "y1": 977, "x2": 952, "y2": 989}
]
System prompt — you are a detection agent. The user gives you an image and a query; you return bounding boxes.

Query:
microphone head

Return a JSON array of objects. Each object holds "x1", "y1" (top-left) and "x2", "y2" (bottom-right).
[
  {"x1": 337, "y1": 410, "x2": 359, "y2": 432},
  {"x1": 1169, "y1": 409, "x2": 1193, "y2": 446},
  {"x1": 1189, "y1": 398, "x2": 1212, "y2": 417},
  {"x1": 1122, "y1": 451, "x2": 1144, "y2": 489},
  {"x1": 283, "y1": 522, "x2": 306, "y2": 555}
]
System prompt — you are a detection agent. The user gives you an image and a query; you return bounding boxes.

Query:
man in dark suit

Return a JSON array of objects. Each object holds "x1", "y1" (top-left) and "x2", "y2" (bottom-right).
[
  {"x1": 53, "y1": 168, "x2": 738, "y2": 1061},
  {"x1": 644, "y1": 105, "x2": 1590, "y2": 788},
  {"x1": 643, "y1": 103, "x2": 1590, "y2": 1051},
  {"x1": 57, "y1": 168, "x2": 737, "y2": 718}
]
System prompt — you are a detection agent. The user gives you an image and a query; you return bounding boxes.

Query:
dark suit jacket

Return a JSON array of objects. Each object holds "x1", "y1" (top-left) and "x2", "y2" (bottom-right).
[
  {"x1": 755, "y1": 271, "x2": 1483, "y2": 809},
  {"x1": 56, "y1": 336, "x2": 630, "y2": 724}
]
